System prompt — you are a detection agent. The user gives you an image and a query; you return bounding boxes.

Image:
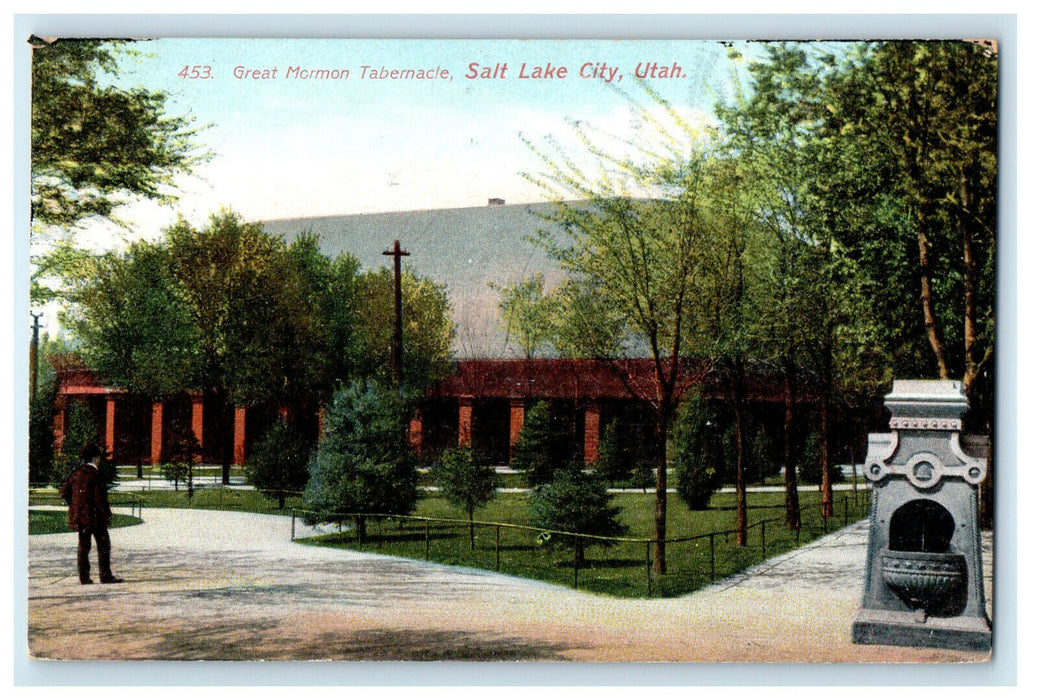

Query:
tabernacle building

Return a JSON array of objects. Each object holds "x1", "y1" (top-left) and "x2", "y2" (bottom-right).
[{"x1": 50, "y1": 200, "x2": 825, "y2": 469}]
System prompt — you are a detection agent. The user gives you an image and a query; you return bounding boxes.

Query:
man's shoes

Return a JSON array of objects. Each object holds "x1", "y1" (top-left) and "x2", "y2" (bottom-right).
[
  {"x1": 100, "y1": 576, "x2": 124, "y2": 584},
  {"x1": 80, "y1": 579, "x2": 94, "y2": 585}
]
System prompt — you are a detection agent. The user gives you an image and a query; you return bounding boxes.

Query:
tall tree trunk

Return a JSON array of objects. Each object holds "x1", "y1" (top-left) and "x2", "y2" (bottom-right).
[
  {"x1": 819, "y1": 337, "x2": 834, "y2": 519},
  {"x1": 652, "y1": 412, "x2": 669, "y2": 575},
  {"x1": 959, "y1": 170, "x2": 988, "y2": 398},
  {"x1": 783, "y1": 352, "x2": 801, "y2": 530},
  {"x1": 733, "y1": 357, "x2": 748, "y2": 547}
]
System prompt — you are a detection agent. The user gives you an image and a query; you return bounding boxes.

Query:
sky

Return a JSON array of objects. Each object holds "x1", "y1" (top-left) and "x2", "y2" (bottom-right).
[{"x1": 68, "y1": 38, "x2": 761, "y2": 248}]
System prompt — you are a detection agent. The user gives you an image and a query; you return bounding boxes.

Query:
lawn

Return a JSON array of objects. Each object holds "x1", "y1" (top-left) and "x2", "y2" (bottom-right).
[
  {"x1": 29, "y1": 509, "x2": 143, "y2": 535},
  {"x1": 297, "y1": 488, "x2": 871, "y2": 598},
  {"x1": 28, "y1": 478, "x2": 870, "y2": 598}
]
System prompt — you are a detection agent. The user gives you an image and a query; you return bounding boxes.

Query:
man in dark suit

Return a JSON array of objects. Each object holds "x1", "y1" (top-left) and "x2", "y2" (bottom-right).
[{"x1": 59, "y1": 443, "x2": 123, "y2": 584}]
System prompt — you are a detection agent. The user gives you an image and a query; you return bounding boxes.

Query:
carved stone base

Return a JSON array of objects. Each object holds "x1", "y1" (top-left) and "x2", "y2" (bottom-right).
[{"x1": 852, "y1": 608, "x2": 991, "y2": 652}]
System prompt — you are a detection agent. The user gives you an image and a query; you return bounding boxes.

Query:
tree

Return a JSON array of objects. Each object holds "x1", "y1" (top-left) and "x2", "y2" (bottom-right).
[
  {"x1": 595, "y1": 416, "x2": 654, "y2": 489},
  {"x1": 492, "y1": 273, "x2": 556, "y2": 358},
  {"x1": 163, "y1": 416, "x2": 202, "y2": 496},
  {"x1": 30, "y1": 38, "x2": 206, "y2": 232},
  {"x1": 247, "y1": 419, "x2": 312, "y2": 509},
  {"x1": 66, "y1": 241, "x2": 201, "y2": 399},
  {"x1": 530, "y1": 469, "x2": 629, "y2": 569},
  {"x1": 50, "y1": 401, "x2": 115, "y2": 489},
  {"x1": 353, "y1": 267, "x2": 455, "y2": 392},
  {"x1": 523, "y1": 95, "x2": 718, "y2": 573},
  {"x1": 822, "y1": 42, "x2": 997, "y2": 401},
  {"x1": 510, "y1": 401, "x2": 578, "y2": 486},
  {"x1": 302, "y1": 379, "x2": 420, "y2": 542},
  {"x1": 672, "y1": 390, "x2": 726, "y2": 510},
  {"x1": 434, "y1": 446, "x2": 498, "y2": 549}
]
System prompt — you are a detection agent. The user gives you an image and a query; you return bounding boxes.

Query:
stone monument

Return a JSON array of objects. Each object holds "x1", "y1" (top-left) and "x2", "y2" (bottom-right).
[{"x1": 852, "y1": 379, "x2": 991, "y2": 651}]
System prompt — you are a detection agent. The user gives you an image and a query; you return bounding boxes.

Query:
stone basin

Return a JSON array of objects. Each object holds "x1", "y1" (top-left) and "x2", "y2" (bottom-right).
[{"x1": 881, "y1": 549, "x2": 966, "y2": 612}]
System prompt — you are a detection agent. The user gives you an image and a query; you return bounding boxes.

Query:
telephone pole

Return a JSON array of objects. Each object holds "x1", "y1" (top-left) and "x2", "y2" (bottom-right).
[
  {"x1": 30, "y1": 312, "x2": 42, "y2": 403},
  {"x1": 382, "y1": 240, "x2": 410, "y2": 387}
]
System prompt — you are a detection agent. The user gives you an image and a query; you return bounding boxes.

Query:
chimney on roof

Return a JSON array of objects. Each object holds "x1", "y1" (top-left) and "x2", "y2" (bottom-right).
[{"x1": 488, "y1": 198, "x2": 505, "y2": 206}]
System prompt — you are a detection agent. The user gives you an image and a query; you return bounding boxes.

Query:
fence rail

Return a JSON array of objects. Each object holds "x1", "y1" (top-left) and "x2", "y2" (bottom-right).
[
  {"x1": 291, "y1": 490, "x2": 872, "y2": 596},
  {"x1": 29, "y1": 489, "x2": 145, "y2": 519}
]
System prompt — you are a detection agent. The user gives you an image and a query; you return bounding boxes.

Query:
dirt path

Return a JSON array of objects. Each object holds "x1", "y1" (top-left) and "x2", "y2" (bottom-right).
[{"x1": 26, "y1": 508, "x2": 991, "y2": 662}]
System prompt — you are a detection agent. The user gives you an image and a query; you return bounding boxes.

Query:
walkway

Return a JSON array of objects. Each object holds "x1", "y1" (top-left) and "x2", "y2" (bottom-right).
[{"x1": 26, "y1": 507, "x2": 991, "y2": 662}]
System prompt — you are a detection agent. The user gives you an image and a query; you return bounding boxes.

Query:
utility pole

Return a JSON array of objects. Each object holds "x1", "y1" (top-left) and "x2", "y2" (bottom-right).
[
  {"x1": 382, "y1": 240, "x2": 410, "y2": 387},
  {"x1": 30, "y1": 312, "x2": 42, "y2": 404}
]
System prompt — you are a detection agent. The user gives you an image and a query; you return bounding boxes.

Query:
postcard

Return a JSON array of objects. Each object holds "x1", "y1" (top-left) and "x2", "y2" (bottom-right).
[{"x1": 24, "y1": 33, "x2": 1000, "y2": 668}]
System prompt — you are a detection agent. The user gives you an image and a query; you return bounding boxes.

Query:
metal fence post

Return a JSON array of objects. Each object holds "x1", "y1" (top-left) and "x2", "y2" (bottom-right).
[
  {"x1": 496, "y1": 525, "x2": 501, "y2": 571},
  {"x1": 646, "y1": 541, "x2": 652, "y2": 597},
  {"x1": 425, "y1": 520, "x2": 431, "y2": 559},
  {"x1": 573, "y1": 537, "x2": 580, "y2": 588},
  {"x1": 709, "y1": 533, "x2": 715, "y2": 581},
  {"x1": 761, "y1": 521, "x2": 767, "y2": 558},
  {"x1": 291, "y1": 511, "x2": 296, "y2": 541}
]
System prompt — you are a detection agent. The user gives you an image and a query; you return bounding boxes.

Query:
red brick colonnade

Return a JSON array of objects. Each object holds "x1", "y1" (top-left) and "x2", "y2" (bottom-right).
[{"x1": 51, "y1": 357, "x2": 802, "y2": 467}]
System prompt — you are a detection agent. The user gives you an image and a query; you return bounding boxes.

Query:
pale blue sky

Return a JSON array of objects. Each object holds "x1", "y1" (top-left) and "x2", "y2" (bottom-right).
[{"x1": 91, "y1": 38, "x2": 763, "y2": 239}]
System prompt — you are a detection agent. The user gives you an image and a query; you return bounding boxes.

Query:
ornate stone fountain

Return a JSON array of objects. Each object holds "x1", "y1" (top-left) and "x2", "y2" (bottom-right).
[{"x1": 852, "y1": 380, "x2": 991, "y2": 651}]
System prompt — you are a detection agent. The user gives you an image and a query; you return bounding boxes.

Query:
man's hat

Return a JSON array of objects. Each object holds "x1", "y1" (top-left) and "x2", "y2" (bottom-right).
[{"x1": 80, "y1": 443, "x2": 103, "y2": 463}]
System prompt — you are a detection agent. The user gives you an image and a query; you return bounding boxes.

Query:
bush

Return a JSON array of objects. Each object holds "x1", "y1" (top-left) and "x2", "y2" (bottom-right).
[
  {"x1": 530, "y1": 467, "x2": 628, "y2": 567},
  {"x1": 797, "y1": 431, "x2": 845, "y2": 486},
  {"x1": 247, "y1": 419, "x2": 312, "y2": 509},
  {"x1": 303, "y1": 379, "x2": 420, "y2": 541},
  {"x1": 29, "y1": 382, "x2": 57, "y2": 486},
  {"x1": 434, "y1": 446, "x2": 498, "y2": 548},
  {"x1": 163, "y1": 417, "x2": 202, "y2": 496},
  {"x1": 595, "y1": 418, "x2": 654, "y2": 488},
  {"x1": 50, "y1": 400, "x2": 116, "y2": 489},
  {"x1": 161, "y1": 462, "x2": 190, "y2": 491},
  {"x1": 672, "y1": 391, "x2": 725, "y2": 510},
  {"x1": 511, "y1": 401, "x2": 577, "y2": 486}
]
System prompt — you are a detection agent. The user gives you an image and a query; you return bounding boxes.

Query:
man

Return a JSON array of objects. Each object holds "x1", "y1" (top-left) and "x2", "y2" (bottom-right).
[{"x1": 59, "y1": 444, "x2": 123, "y2": 584}]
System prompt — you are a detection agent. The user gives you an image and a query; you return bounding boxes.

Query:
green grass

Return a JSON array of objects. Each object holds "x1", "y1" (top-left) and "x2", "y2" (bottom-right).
[
  {"x1": 297, "y1": 488, "x2": 871, "y2": 598},
  {"x1": 29, "y1": 478, "x2": 870, "y2": 598},
  {"x1": 30, "y1": 486, "x2": 305, "y2": 515},
  {"x1": 29, "y1": 509, "x2": 143, "y2": 535}
]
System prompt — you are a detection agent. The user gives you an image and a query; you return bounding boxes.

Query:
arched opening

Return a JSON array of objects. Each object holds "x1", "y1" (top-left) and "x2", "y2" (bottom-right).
[{"x1": 889, "y1": 499, "x2": 956, "y2": 553}]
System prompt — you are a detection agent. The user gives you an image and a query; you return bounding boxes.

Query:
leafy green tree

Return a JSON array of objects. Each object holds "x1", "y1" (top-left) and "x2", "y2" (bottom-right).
[
  {"x1": 353, "y1": 267, "x2": 455, "y2": 392},
  {"x1": 672, "y1": 390, "x2": 726, "y2": 510},
  {"x1": 434, "y1": 446, "x2": 498, "y2": 549},
  {"x1": 530, "y1": 469, "x2": 629, "y2": 568},
  {"x1": 51, "y1": 401, "x2": 115, "y2": 489},
  {"x1": 821, "y1": 41, "x2": 997, "y2": 400},
  {"x1": 247, "y1": 419, "x2": 312, "y2": 509},
  {"x1": 511, "y1": 401, "x2": 577, "y2": 486},
  {"x1": 30, "y1": 38, "x2": 206, "y2": 232},
  {"x1": 798, "y1": 431, "x2": 845, "y2": 487},
  {"x1": 523, "y1": 92, "x2": 727, "y2": 573},
  {"x1": 302, "y1": 379, "x2": 420, "y2": 542},
  {"x1": 163, "y1": 416, "x2": 202, "y2": 496},
  {"x1": 29, "y1": 382, "x2": 57, "y2": 486},
  {"x1": 492, "y1": 273, "x2": 556, "y2": 358},
  {"x1": 66, "y1": 241, "x2": 200, "y2": 399},
  {"x1": 595, "y1": 417, "x2": 653, "y2": 489}
]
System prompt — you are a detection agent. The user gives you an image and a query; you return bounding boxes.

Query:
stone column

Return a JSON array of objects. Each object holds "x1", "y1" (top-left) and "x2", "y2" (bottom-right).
[
  {"x1": 409, "y1": 408, "x2": 423, "y2": 456},
  {"x1": 150, "y1": 402, "x2": 164, "y2": 465},
  {"x1": 233, "y1": 406, "x2": 247, "y2": 465},
  {"x1": 583, "y1": 402, "x2": 602, "y2": 464},
  {"x1": 53, "y1": 395, "x2": 67, "y2": 455},
  {"x1": 509, "y1": 399, "x2": 526, "y2": 461},
  {"x1": 191, "y1": 394, "x2": 204, "y2": 452},
  {"x1": 105, "y1": 396, "x2": 117, "y2": 460},
  {"x1": 458, "y1": 396, "x2": 475, "y2": 447}
]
